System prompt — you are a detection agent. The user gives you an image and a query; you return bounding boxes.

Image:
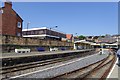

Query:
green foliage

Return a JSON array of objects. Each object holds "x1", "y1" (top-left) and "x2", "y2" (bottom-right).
[
  {"x1": 78, "y1": 35, "x2": 86, "y2": 40},
  {"x1": 101, "y1": 35, "x2": 105, "y2": 38}
]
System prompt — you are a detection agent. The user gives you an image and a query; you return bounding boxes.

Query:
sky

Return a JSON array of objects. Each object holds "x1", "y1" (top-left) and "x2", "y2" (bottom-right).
[
  {"x1": 1, "y1": 0, "x2": 120, "y2": 2},
  {"x1": 2, "y1": 2, "x2": 118, "y2": 36}
]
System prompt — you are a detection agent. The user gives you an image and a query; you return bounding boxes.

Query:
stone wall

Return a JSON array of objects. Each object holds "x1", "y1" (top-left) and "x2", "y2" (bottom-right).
[{"x1": 0, "y1": 35, "x2": 74, "y2": 52}]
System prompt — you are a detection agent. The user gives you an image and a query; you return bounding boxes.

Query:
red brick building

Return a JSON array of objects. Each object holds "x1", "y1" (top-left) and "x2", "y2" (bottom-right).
[
  {"x1": 66, "y1": 34, "x2": 74, "y2": 42},
  {"x1": 0, "y1": 2, "x2": 23, "y2": 36}
]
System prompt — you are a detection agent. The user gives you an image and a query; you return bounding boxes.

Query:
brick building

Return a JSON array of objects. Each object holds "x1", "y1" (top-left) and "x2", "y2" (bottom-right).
[
  {"x1": 66, "y1": 34, "x2": 74, "y2": 42},
  {"x1": 0, "y1": 2, "x2": 23, "y2": 36}
]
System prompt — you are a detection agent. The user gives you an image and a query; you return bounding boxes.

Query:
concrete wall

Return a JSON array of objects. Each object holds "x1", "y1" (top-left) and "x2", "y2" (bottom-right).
[{"x1": 0, "y1": 35, "x2": 73, "y2": 52}]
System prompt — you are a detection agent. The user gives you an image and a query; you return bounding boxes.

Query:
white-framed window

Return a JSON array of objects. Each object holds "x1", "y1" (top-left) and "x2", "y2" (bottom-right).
[
  {"x1": 0, "y1": 9, "x2": 3, "y2": 14},
  {"x1": 17, "y1": 22, "x2": 21, "y2": 28}
]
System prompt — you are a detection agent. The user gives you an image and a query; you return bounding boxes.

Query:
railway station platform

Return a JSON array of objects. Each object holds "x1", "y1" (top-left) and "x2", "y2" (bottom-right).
[
  {"x1": 1, "y1": 49, "x2": 95, "y2": 67},
  {"x1": 1, "y1": 49, "x2": 93, "y2": 59},
  {"x1": 107, "y1": 58, "x2": 120, "y2": 79},
  {"x1": 9, "y1": 51, "x2": 109, "y2": 79}
]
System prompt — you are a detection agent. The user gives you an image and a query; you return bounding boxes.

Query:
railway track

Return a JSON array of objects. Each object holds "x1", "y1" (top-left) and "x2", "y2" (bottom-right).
[
  {"x1": 1, "y1": 50, "x2": 96, "y2": 79},
  {"x1": 51, "y1": 53, "x2": 116, "y2": 79},
  {"x1": 82, "y1": 54, "x2": 116, "y2": 79}
]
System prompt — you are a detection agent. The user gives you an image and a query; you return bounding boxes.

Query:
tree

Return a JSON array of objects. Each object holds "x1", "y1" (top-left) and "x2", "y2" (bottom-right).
[
  {"x1": 78, "y1": 35, "x2": 86, "y2": 40},
  {"x1": 88, "y1": 36, "x2": 92, "y2": 38},
  {"x1": 105, "y1": 34, "x2": 111, "y2": 38},
  {"x1": 93, "y1": 36, "x2": 99, "y2": 40},
  {"x1": 101, "y1": 35, "x2": 105, "y2": 38}
]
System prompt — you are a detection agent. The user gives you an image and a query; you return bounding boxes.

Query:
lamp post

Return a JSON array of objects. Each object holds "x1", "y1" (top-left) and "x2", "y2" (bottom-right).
[
  {"x1": 100, "y1": 42, "x2": 104, "y2": 55},
  {"x1": 49, "y1": 26, "x2": 58, "y2": 30},
  {"x1": 74, "y1": 33, "x2": 78, "y2": 42},
  {"x1": 26, "y1": 22, "x2": 30, "y2": 35},
  {"x1": 49, "y1": 26, "x2": 58, "y2": 51},
  {"x1": 25, "y1": 22, "x2": 30, "y2": 46},
  {"x1": 73, "y1": 33, "x2": 76, "y2": 50},
  {"x1": 75, "y1": 33, "x2": 78, "y2": 36}
]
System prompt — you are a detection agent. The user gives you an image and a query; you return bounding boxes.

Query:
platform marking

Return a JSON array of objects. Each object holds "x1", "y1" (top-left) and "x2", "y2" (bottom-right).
[
  {"x1": 1, "y1": 49, "x2": 91, "y2": 59},
  {"x1": 107, "y1": 58, "x2": 118, "y2": 78},
  {"x1": 10, "y1": 53, "x2": 100, "y2": 79}
]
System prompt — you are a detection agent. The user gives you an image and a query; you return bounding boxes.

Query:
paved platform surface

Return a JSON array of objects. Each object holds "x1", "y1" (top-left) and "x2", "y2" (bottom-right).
[
  {"x1": 1, "y1": 49, "x2": 92, "y2": 59},
  {"x1": 107, "y1": 58, "x2": 120, "y2": 79},
  {"x1": 10, "y1": 52, "x2": 108, "y2": 79}
]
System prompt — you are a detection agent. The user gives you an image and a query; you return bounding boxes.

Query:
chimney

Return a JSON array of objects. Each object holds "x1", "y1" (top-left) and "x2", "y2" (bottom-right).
[{"x1": 4, "y1": 1, "x2": 12, "y2": 9}]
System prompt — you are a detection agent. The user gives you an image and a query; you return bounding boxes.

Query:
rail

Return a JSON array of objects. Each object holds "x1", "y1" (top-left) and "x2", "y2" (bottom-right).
[
  {"x1": 51, "y1": 52, "x2": 116, "y2": 79},
  {"x1": 1, "y1": 50, "x2": 96, "y2": 79}
]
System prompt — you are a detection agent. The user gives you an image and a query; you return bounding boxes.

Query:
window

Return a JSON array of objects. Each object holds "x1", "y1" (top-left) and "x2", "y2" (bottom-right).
[
  {"x1": 17, "y1": 22, "x2": 21, "y2": 28},
  {"x1": 0, "y1": 9, "x2": 3, "y2": 14},
  {"x1": 27, "y1": 31, "x2": 30, "y2": 35},
  {"x1": 35, "y1": 31, "x2": 38, "y2": 34},
  {"x1": 38, "y1": 30, "x2": 44, "y2": 34},
  {"x1": 31, "y1": 31, "x2": 35, "y2": 35},
  {"x1": 23, "y1": 32, "x2": 26, "y2": 35}
]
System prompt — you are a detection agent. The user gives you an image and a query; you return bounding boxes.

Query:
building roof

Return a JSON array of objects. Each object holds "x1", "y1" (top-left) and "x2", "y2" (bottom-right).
[
  {"x1": 22, "y1": 27, "x2": 66, "y2": 35},
  {"x1": 12, "y1": 9, "x2": 23, "y2": 21},
  {"x1": 74, "y1": 40, "x2": 91, "y2": 44},
  {"x1": 1, "y1": 2, "x2": 23, "y2": 21},
  {"x1": 22, "y1": 27, "x2": 47, "y2": 31},
  {"x1": 97, "y1": 36, "x2": 116, "y2": 43},
  {"x1": 74, "y1": 36, "x2": 79, "y2": 39},
  {"x1": 66, "y1": 34, "x2": 73, "y2": 40}
]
